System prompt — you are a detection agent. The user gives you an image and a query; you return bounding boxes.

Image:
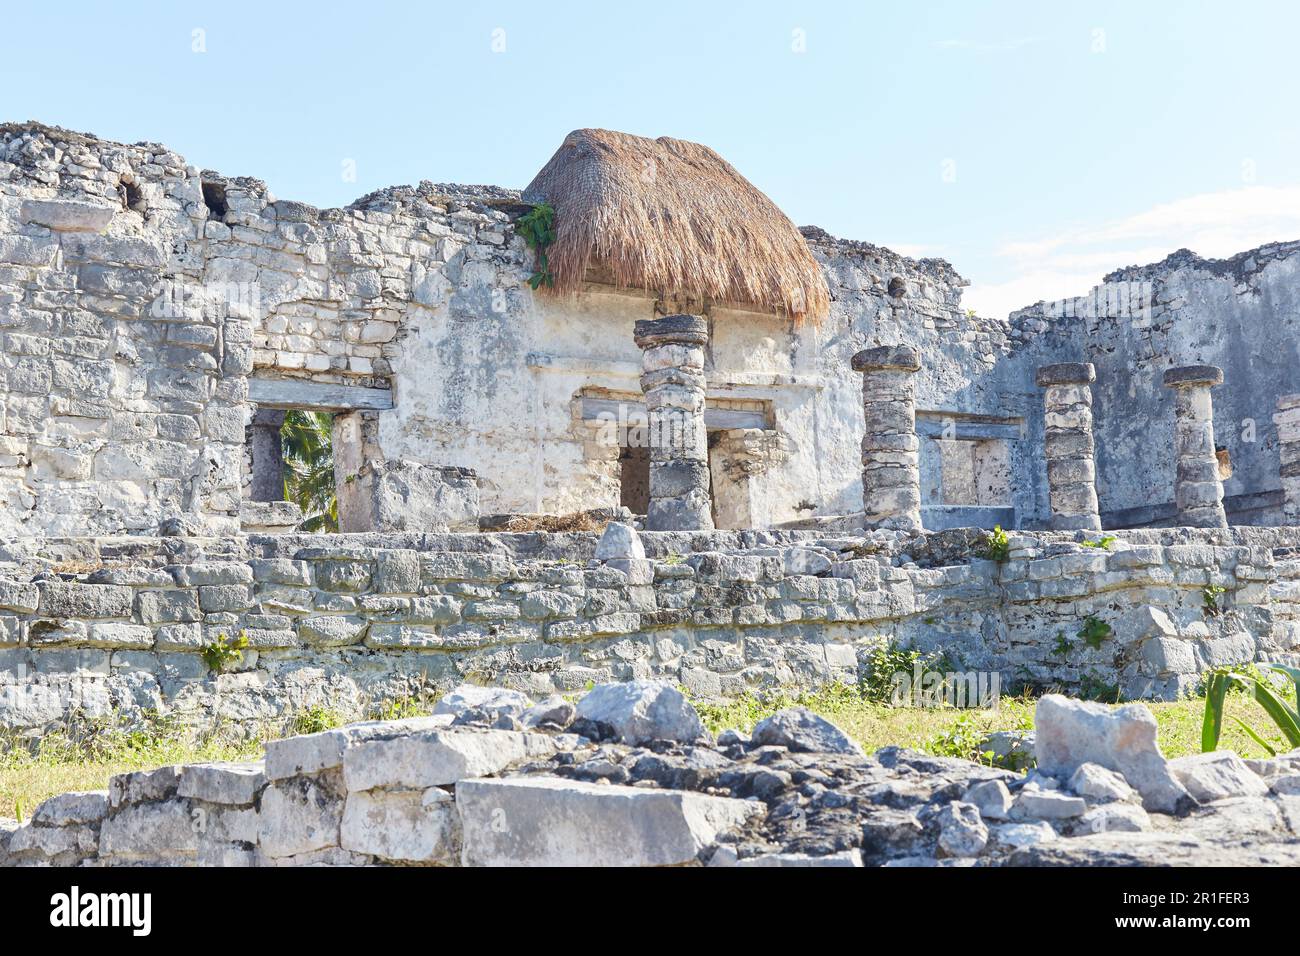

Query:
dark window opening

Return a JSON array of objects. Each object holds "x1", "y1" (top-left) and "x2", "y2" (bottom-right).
[
  {"x1": 888, "y1": 276, "x2": 907, "y2": 298},
  {"x1": 121, "y1": 180, "x2": 144, "y2": 212},
  {"x1": 619, "y1": 443, "x2": 649, "y2": 516},
  {"x1": 202, "y1": 180, "x2": 229, "y2": 222}
]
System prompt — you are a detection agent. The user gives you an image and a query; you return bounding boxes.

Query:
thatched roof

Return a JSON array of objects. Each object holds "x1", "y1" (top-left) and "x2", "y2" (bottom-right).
[{"x1": 522, "y1": 129, "x2": 829, "y2": 322}]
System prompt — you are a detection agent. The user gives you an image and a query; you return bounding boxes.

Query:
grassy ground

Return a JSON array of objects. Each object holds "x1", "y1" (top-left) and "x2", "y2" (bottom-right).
[{"x1": 0, "y1": 688, "x2": 1286, "y2": 820}]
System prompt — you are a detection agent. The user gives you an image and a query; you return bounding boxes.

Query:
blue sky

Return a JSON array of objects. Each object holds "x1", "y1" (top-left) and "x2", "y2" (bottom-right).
[{"x1": 5, "y1": 0, "x2": 1299, "y2": 317}]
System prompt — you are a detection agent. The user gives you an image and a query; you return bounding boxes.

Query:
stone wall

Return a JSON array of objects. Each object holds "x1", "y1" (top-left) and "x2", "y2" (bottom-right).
[
  {"x1": 0, "y1": 122, "x2": 1038, "y2": 534},
  {"x1": 5, "y1": 122, "x2": 1300, "y2": 536},
  {"x1": 1008, "y1": 244, "x2": 1300, "y2": 528},
  {"x1": 2, "y1": 525, "x2": 1299, "y2": 731}
]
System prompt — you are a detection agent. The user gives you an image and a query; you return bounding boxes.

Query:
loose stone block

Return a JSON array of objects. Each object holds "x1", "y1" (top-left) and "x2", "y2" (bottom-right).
[
  {"x1": 1169, "y1": 751, "x2": 1269, "y2": 803},
  {"x1": 258, "y1": 776, "x2": 344, "y2": 858},
  {"x1": 456, "y1": 776, "x2": 763, "y2": 867},
  {"x1": 340, "y1": 787, "x2": 461, "y2": 864},
  {"x1": 178, "y1": 761, "x2": 267, "y2": 805},
  {"x1": 342, "y1": 728, "x2": 557, "y2": 791},
  {"x1": 32, "y1": 790, "x2": 110, "y2": 827},
  {"x1": 337, "y1": 460, "x2": 480, "y2": 533},
  {"x1": 574, "y1": 680, "x2": 706, "y2": 745},
  {"x1": 1034, "y1": 694, "x2": 1191, "y2": 813}
]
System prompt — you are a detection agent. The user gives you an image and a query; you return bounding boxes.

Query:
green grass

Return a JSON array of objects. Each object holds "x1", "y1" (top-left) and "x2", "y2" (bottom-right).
[
  {"x1": 1, "y1": 686, "x2": 1290, "y2": 818},
  {"x1": 692, "y1": 684, "x2": 1286, "y2": 764},
  {"x1": 0, "y1": 716, "x2": 262, "y2": 822}
]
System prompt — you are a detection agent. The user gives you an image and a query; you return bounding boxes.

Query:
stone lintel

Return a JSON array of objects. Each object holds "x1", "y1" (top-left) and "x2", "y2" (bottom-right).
[
  {"x1": 633, "y1": 314, "x2": 708, "y2": 348},
  {"x1": 1163, "y1": 365, "x2": 1223, "y2": 389},
  {"x1": 850, "y1": 344, "x2": 921, "y2": 374},
  {"x1": 1036, "y1": 362, "x2": 1096, "y2": 387}
]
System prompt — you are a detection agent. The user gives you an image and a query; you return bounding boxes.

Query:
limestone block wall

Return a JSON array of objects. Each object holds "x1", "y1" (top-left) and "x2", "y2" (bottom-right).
[
  {"x1": 1008, "y1": 244, "x2": 1300, "y2": 528},
  {"x1": 0, "y1": 126, "x2": 246, "y2": 537},
  {"x1": 0, "y1": 123, "x2": 1039, "y2": 534},
  {"x1": 0, "y1": 715, "x2": 762, "y2": 868},
  {"x1": 1, "y1": 526, "x2": 1298, "y2": 732}
]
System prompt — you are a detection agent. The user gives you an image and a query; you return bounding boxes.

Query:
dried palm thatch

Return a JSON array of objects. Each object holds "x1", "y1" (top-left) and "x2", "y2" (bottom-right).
[{"x1": 522, "y1": 129, "x2": 829, "y2": 323}]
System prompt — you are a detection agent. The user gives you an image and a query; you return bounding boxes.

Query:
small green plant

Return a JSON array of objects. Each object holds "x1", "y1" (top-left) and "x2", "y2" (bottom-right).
[
  {"x1": 14, "y1": 797, "x2": 24, "y2": 823},
  {"x1": 662, "y1": 552, "x2": 685, "y2": 566},
  {"x1": 860, "y1": 642, "x2": 953, "y2": 704},
  {"x1": 980, "y1": 525, "x2": 1011, "y2": 563},
  {"x1": 926, "y1": 712, "x2": 984, "y2": 761},
  {"x1": 516, "y1": 202, "x2": 557, "y2": 290},
  {"x1": 200, "y1": 630, "x2": 248, "y2": 674},
  {"x1": 1202, "y1": 584, "x2": 1227, "y2": 617},
  {"x1": 291, "y1": 705, "x2": 346, "y2": 736},
  {"x1": 1080, "y1": 535, "x2": 1117, "y2": 550},
  {"x1": 1050, "y1": 631, "x2": 1072, "y2": 658},
  {"x1": 1077, "y1": 615, "x2": 1111, "y2": 651},
  {"x1": 1078, "y1": 671, "x2": 1120, "y2": 703},
  {"x1": 1202, "y1": 665, "x2": 1300, "y2": 755},
  {"x1": 371, "y1": 694, "x2": 431, "y2": 722}
]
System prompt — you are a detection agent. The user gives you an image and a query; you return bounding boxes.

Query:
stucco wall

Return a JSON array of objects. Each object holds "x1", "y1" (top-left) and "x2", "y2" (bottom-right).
[{"x1": 4, "y1": 122, "x2": 1299, "y2": 537}]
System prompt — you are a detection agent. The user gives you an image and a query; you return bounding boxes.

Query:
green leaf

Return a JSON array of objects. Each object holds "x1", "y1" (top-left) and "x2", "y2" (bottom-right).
[
  {"x1": 1265, "y1": 663, "x2": 1300, "y2": 707},
  {"x1": 1230, "y1": 715, "x2": 1277, "y2": 756},
  {"x1": 1228, "y1": 673, "x2": 1300, "y2": 747},
  {"x1": 1202, "y1": 670, "x2": 1228, "y2": 752}
]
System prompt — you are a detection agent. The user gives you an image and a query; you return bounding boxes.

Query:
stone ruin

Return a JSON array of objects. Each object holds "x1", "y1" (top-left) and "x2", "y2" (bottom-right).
[
  {"x1": 6, "y1": 681, "x2": 1300, "y2": 867},
  {"x1": 3, "y1": 121, "x2": 1300, "y2": 866}
]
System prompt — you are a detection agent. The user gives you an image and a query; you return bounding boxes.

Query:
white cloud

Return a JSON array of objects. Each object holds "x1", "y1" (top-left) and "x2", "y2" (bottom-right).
[{"x1": 965, "y1": 185, "x2": 1300, "y2": 319}]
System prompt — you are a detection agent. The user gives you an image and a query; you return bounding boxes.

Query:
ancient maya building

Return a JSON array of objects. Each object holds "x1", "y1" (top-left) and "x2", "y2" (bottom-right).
[{"x1": 2, "y1": 120, "x2": 1300, "y2": 735}]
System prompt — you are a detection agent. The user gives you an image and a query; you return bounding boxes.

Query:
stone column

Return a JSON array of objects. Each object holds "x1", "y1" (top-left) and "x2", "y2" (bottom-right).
[
  {"x1": 1275, "y1": 394, "x2": 1300, "y2": 522},
  {"x1": 1036, "y1": 363, "x2": 1101, "y2": 531},
  {"x1": 1163, "y1": 365, "x2": 1228, "y2": 528},
  {"x1": 249, "y1": 408, "x2": 286, "y2": 502},
  {"x1": 851, "y1": 345, "x2": 922, "y2": 532},
  {"x1": 634, "y1": 314, "x2": 714, "y2": 531}
]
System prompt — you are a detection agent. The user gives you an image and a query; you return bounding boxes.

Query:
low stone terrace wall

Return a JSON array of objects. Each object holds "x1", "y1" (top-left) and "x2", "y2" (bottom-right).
[{"x1": 2, "y1": 526, "x2": 1299, "y2": 730}]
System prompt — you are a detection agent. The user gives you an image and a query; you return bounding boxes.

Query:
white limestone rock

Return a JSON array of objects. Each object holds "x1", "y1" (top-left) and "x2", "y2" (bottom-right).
[
  {"x1": 99, "y1": 801, "x2": 199, "y2": 862},
  {"x1": 257, "y1": 776, "x2": 344, "y2": 859},
  {"x1": 340, "y1": 787, "x2": 460, "y2": 864},
  {"x1": 31, "y1": 790, "x2": 109, "y2": 826},
  {"x1": 520, "y1": 694, "x2": 576, "y2": 731},
  {"x1": 594, "y1": 521, "x2": 645, "y2": 561},
  {"x1": 1169, "y1": 751, "x2": 1270, "y2": 803},
  {"x1": 456, "y1": 776, "x2": 763, "y2": 867},
  {"x1": 989, "y1": 821, "x2": 1057, "y2": 849},
  {"x1": 1034, "y1": 694, "x2": 1191, "y2": 813},
  {"x1": 1068, "y1": 762, "x2": 1138, "y2": 804},
  {"x1": 935, "y1": 801, "x2": 988, "y2": 857},
  {"x1": 342, "y1": 727, "x2": 557, "y2": 791},
  {"x1": 263, "y1": 716, "x2": 454, "y2": 780},
  {"x1": 750, "y1": 707, "x2": 863, "y2": 756},
  {"x1": 1012, "y1": 788, "x2": 1086, "y2": 820},
  {"x1": 963, "y1": 779, "x2": 1013, "y2": 820},
  {"x1": 178, "y1": 761, "x2": 266, "y2": 806},
  {"x1": 575, "y1": 680, "x2": 705, "y2": 745},
  {"x1": 710, "y1": 847, "x2": 864, "y2": 867},
  {"x1": 20, "y1": 198, "x2": 116, "y2": 232},
  {"x1": 1077, "y1": 802, "x2": 1152, "y2": 834},
  {"x1": 433, "y1": 684, "x2": 534, "y2": 721}
]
